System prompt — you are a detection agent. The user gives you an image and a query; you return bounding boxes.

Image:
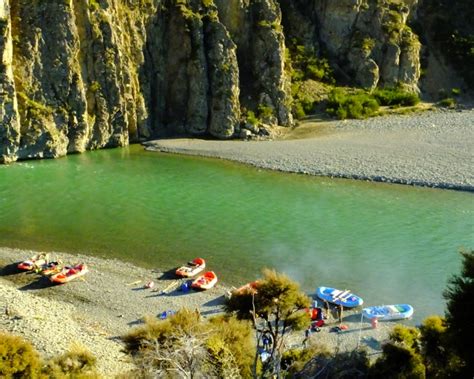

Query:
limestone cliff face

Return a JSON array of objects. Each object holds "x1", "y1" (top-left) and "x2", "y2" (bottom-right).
[
  {"x1": 279, "y1": 0, "x2": 421, "y2": 92},
  {"x1": 1, "y1": 0, "x2": 153, "y2": 162},
  {"x1": 143, "y1": 0, "x2": 240, "y2": 139},
  {"x1": 0, "y1": 0, "x2": 427, "y2": 163},
  {"x1": 0, "y1": 0, "x2": 19, "y2": 163},
  {"x1": 215, "y1": 0, "x2": 292, "y2": 127}
]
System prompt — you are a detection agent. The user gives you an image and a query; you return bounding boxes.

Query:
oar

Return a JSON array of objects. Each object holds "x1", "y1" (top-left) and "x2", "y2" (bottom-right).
[
  {"x1": 160, "y1": 280, "x2": 180, "y2": 294},
  {"x1": 126, "y1": 280, "x2": 142, "y2": 286}
]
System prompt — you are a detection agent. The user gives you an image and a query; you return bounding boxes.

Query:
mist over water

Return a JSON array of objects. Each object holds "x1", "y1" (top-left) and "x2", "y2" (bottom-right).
[{"x1": 1, "y1": 145, "x2": 473, "y2": 322}]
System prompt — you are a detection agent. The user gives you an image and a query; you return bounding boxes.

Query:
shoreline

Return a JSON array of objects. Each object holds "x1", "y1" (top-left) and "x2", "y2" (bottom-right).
[
  {"x1": 144, "y1": 109, "x2": 474, "y2": 192},
  {"x1": 1, "y1": 247, "x2": 402, "y2": 376}
]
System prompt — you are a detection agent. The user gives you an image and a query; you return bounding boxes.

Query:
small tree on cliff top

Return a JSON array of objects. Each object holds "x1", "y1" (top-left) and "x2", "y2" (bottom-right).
[{"x1": 225, "y1": 269, "x2": 311, "y2": 377}]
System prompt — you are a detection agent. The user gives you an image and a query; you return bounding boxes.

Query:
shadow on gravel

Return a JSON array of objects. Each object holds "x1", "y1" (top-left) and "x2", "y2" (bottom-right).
[
  {"x1": 202, "y1": 295, "x2": 225, "y2": 308},
  {"x1": 0, "y1": 263, "x2": 23, "y2": 276},
  {"x1": 157, "y1": 269, "x2": 178, "y2": 280},
  {"x1": 128, "y1": 318, "x2": 145, "y2": 327},
  {"x1": 200, "y1": 308, "x2": 224, "y2": 316},
  {"x1": 361, "y1": 336, "x2": 382, "y2": 350},
  {"x1": 19, "y1": 276, "x2": 57, "y2": 291}
]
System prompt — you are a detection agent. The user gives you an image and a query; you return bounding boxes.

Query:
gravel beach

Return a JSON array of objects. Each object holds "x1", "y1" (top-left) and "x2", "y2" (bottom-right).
[
  {"x1": 145, "y1": 108, "x2": 474, "y2": 191},
  {"x1": 1, "y1": 247, "x2": 401, "y2": 376}
]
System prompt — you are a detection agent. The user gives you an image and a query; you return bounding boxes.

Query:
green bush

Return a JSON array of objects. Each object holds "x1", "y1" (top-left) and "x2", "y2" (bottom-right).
[
  {"x1": 326, "y1": 88, "x2": 379, "y2": 119},
  {"x1": 292, "y1": 101, "x2": 306, "y2": 120},
  {"x1": 246, "y1": 110, "x2": 259, "y2": 126},
  {"x1": 370, "y1": 342, "x2": 426, "y2": 378},
  {"x1": 373, "y1": 87, "x2": 420, "y2": 107},
  {"x1": 0, "y1": 333, "x2": 41, "y2": 378},
  {"x1": 257, "y1": 104, "x2": 274, "y2": 120},
  {"x1": 288, "y1": 43, "x2": 334, "y2": 84},
  {"x1": 419, "y1": 316, "x2": 463, "y2": 377},
  {"x1": 437, "y1": 97, "x2": 456, "y2": 108}
]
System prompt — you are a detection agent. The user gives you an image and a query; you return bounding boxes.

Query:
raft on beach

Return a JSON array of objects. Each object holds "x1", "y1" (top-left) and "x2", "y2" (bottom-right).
[
  {"x1": 17, "y1": 254, "x2": 49, "y2": 271},
  {"x1": 316, "y1": 286, "x2": 363, "y2": 308},
  {"x1": 50, "y1": 263, "x2": 89, "y2": 284},
  {"x1": 191, "y1": 271, "x2": 217, "y2": 290},
  {"x1": 362, "y1": 304, "x2": 414, "y2": 321},
  {"x1": 175, "y1": 257, "x2": 206, "y2": 278}
]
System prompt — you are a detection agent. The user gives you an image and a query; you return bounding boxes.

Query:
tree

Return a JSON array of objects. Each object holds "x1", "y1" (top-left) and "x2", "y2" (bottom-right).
[
  {"x1": 224, "y1": 269, "x2": 311, "y2": 377},
  {"x1": 443, "y1": 249, "x2": 474, "y2": 376}
]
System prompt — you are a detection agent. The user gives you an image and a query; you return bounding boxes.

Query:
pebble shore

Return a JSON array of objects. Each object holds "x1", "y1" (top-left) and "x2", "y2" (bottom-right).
[
  {"x1": 1, "y1": 247, "x2": 402, "y2": 376},
  {"x1": 145, "y1": 108, "x2": 474, "y2": 191}
]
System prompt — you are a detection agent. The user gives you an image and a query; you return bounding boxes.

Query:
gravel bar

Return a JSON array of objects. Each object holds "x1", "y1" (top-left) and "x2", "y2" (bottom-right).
[{"x1": 145, "y1": 109, "x2": 474, "y2": 191}]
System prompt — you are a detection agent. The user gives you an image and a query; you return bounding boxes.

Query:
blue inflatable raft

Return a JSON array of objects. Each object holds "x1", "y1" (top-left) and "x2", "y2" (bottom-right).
[{"x1": 316, "y1": 286, "x2": 364, "y2": 308}]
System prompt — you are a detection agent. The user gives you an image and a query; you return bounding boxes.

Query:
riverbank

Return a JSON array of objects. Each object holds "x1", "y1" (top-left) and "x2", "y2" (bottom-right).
[
  {"x1": 0, "y1": 247, "x2": 403, "y2": 376},
  {"x1": 145, "y1": 108, "x2": 474, "y2": 191}
]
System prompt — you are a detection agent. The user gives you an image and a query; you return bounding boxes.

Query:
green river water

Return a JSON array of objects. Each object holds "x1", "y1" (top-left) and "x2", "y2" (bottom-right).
[{"x1": 1, "y1": 145, "x2": 473, "y2": 322}]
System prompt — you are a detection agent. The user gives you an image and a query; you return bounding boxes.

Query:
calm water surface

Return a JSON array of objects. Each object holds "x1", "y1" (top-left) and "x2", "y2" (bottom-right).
[{"x1": 1, "y1": 145, "x2": 473, "y2": 322}]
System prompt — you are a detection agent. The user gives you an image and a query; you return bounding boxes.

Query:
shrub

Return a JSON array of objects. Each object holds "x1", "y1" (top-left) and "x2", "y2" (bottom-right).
[
  {"x1": 0, "y1": 333, "x2": 41, "y2": 378},
  {"x1": 292, "y1": 101, "x2": 306, "y2": 120},
  {"x1": 370, "y1": 342, "x2": 426, "y2": 378},
  {"x1": 45, "y1": 344, "x2": 98, "y2": 378},
  {"x1": 288, "y1": 43, "x2": 334, "y2": 84},
  {"x1": 373, "y1": 87, "x2": 420, "y2": 107},
  {"x1": 122, "y1": 309, "x2": 252, "y2": 377},
  {"x1": 437, "y1": 97, "x2": 456, "y2": 108},
  {"x1": 326, "y1": 88, "x2": 379, "y2": 119},
  {"x1": 246, "y1": 110, "x2": 259, "y2": 126},
  {"x1": 419, "y1": 315, "x2": 463, "y2": 377},
  {"x1": 257, "y1": 104, "x2": 274, "y2": 121},
  {"x1": 206, "y1": 315, "x2": 254, "y2": 378},
  {"x1": 122, "y1": 309, "x2": 202, "y2": 354}
]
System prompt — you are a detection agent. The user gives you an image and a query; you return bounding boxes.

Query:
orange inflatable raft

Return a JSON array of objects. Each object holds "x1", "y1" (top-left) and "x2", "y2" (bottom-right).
[
  {"x1": 50, "y1": 263, "x2": 89, "y2": 284},
  {"x1": 191, "y1": 271, "x2": 217, "y2": 290},
  {"x1": 176, "y1": 258, "x2": 206, "y2": 278},
  {"x1": 17, "y1": 254, "x2": 49, "y2": 271}
]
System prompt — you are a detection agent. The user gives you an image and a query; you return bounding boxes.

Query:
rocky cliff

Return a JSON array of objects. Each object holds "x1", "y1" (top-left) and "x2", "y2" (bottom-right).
[{"x1": 0, "y1": 0, "x2": 465, "y2": 163}]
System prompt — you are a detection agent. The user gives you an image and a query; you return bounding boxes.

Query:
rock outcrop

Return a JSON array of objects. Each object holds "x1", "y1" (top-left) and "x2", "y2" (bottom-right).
[{"x1": 0, "y1": 0, "x2": 19, "y2": 163}]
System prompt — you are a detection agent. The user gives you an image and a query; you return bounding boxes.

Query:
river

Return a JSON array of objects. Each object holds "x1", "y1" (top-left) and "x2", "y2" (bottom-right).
[{"x1": 1, "y1": 145, "x2": 472, "y2": 322}]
